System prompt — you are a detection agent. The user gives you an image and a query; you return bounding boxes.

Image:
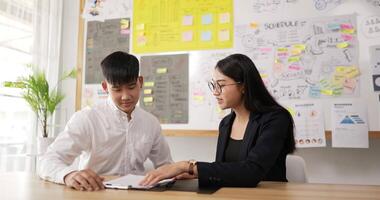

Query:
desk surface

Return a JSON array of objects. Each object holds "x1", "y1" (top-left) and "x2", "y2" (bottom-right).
[{"x1": 1, "y1": 173, "x2": 380, "y2": 200}]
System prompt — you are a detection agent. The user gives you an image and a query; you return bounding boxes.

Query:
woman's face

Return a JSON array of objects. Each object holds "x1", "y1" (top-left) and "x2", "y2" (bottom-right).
[{"x1": 210, "y1": 69, "x2": 244, "y2": 110}]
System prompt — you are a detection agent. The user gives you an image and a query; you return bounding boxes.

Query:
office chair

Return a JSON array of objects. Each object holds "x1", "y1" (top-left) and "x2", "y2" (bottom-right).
[{"x1": 286, "y1": 155, "x2": 308, "y2": 183}]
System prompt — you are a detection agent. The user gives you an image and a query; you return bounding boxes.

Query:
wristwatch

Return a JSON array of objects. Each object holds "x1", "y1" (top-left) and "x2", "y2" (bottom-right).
[{"x1": 188, "y1": 159, "x2": 197, "y2": 175}]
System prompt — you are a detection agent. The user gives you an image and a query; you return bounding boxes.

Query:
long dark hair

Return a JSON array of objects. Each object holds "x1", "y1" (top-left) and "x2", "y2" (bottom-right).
[{"x1": 216, "y1": 54, "x2": 295, "y2": 153}]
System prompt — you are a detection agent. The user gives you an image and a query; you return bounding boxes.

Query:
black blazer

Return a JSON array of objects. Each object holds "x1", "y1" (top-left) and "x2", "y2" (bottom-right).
[{"x1": 197, "y1": 109, "x2": 292, "y2": 188}]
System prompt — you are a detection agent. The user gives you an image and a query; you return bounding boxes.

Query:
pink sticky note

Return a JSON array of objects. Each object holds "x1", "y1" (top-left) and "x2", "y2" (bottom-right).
[
  {"x1": 341, "y1": 34, "x2": 353, "y2": 41},
  {"x1": 182, "y1": 15, "x2": 193, "y2": 26},
  {"x1": 219, "y1": 13, "x2": 230, "y2": 24},
  {"x1": 340, "y1": 23, "x2": 353, "y2": 30},
  {"x1": 182, "y1": 31, "x2": 193, "y2": 42}
]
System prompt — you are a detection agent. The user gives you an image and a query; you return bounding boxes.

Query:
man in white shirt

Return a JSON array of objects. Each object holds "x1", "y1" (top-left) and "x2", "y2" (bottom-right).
[{"x1": 38, "y1": 51, "x2": 173, "y2": 191}]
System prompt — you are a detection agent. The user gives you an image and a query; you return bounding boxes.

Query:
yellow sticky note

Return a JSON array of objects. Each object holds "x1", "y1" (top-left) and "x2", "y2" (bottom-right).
[
  {"x1": 143, "y1": 96, "x2": 153, "y2": 103},
  {"x1": 336, "y1": 42, "x2": 349, "y2": 49},
  {"x1": 277, "y1": 47, "x2": 288, "y2": 52},
  {"x1": 218, "y1": 29, "x2": 230, "y2": 41},
  {"x1": 288, "y1": 56, "x2": 300, "y2": 62},
  {"x1": 341, "y1": 28, "x2": 355, "y2": 34},
  {"x1": 286, "y1": 107, "x2": 296, "y2": 117},
  {"x1": 120, "y1": 19, "x2": 129, "y2": 28},
  {"x1": 293, "y1": 44, "x2": 306, "y2": 50},
  {"x1": 156, "y1": 68, "x2": 168, "y2": 74},
  {"x1": 346, "y1": 68, "x2": 360, "y2": 78},
  {"x1": 260, "y1": 73, "x2": 268, "y2": 78},
  {"x1": 291, "y1": 49, "x2": 302, "y2": 56},
  {"x1": 321, "y1": 89, "x2": 333, "y2": 95},
  {"x1": 136, "y1": 24, "x2": 144, "y2": 30},
  {"x1": 193, "y1": 95, "x2": 204, "y2": 102},
  {"x1": 144, "y1": 82, "x2": 154, "y2": 87},
  {"x1": 144, "y1": 89, "x2": 152, "y2": 94}
]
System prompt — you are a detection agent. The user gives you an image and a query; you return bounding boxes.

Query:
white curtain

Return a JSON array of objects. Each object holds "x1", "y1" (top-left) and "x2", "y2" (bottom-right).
[{"x1": 33, "y1": 0, "x2": 63, "y2": 86}]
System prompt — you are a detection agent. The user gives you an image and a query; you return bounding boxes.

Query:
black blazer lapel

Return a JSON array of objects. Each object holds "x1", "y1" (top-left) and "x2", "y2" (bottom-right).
[
  {"x1": 238, "y1": 113, "x2": 261, "y2": 160},
  {"x1": 215, "y1": 113, "x2": 234, "y2": 162}
]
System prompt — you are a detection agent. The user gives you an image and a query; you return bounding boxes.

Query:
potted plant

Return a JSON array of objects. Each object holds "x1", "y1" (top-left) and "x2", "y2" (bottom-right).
[{"x1": 3, "y1": 64, "x2": 76, "y2": 153}]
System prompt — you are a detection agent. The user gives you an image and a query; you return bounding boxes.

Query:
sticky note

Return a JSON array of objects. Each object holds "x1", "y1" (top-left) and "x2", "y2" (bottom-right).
[
  {"x1": 201, "y1": 31, "x2": 212, "y2": 41},
  {"x1": 260, "y1": 73, "x2": 268, "y2": 78},
  {"x1": 321, "y1": 89, "x2": 333, "y2": 95},
  {"x1": 144, "y1": 89, "x2": 152, "y2": 94},
  {"x1": 193, "y1": 95, "x2": 204, "y2": 102},
  {"x1": 201, "y1": 14, "x2": 212, "y2": 25},
  {"x1": 341, "y1": 34, "x2": 353, "y2": 41},
  {"x1": 341, "y1": 28, "x2": 355, "y2": 34},
  {"x1": 250, "y1": 21, "x2": 259, "y2": 29},
  {"x1": 293, "y1": 44, "x2": 306, "y2": 50},
  {"x1": 143, "y1": 96, "x2": 153, "y2": 103},
  {"x1": 346, "y1": 68, "x2": 360, "y2": 78},
  {"x1": 219, "y1": 13, "x2": 230, "y2": 24},
  {"x1": 120, "y1": 19, "x2": 129, "y2": 29},
  {"x1": 309, "y1": 86, "x2": 321, "y2": 98},
  {"x1": 336, "y1": 42, "x2": 349, "y2": 49},
  {"x1": 291, "y1": 49, "x2": 302, "y2": 56},
  {"x1": 289, "y1": 65, "x2": 301, "y2": 70},
  {"x1": 327, "y1": 23, "x2": 340, "y2": 31},
  {"x1": 218, "y1": 29, "x2": 230, "y2": 41},
  {"x1": 286, "y1": 107, "x2": 296, "y2": 117},
  {"x1": 288, "y1": 56, "x2": 300, "y2": 63},
  {"x1": 136, "y1": 24, "x2": 144, "y2": 30},
  {"x1": 137, "y1": 36, "x2": 146, "y2": 46},
  {"x1": 182, "y1": 31, "x2": 193, "y2": 42},
  {"x1": 144, "y1": 82, "x2": 154, "y2": 87},
  {"x1": 156, "y1": 68, "x2": 168, "y2": 74},
  {"x1": 182, "y1": 15, "x2": 193, "y2": 26},
  {"x1": 277, "y1": 47, "x2": 288, "y2": 52},
  {"x1": 340, "y1": 23, "x2": 353, "y2": 30}
]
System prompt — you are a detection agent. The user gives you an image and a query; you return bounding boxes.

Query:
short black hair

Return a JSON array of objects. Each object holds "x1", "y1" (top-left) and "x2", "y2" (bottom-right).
[
  {"x1": 100, "y1": 51, "x2": 139, "y2": 85},
  {"x1": 216, "y1": 54, "x2": 295, "y2": 153}
]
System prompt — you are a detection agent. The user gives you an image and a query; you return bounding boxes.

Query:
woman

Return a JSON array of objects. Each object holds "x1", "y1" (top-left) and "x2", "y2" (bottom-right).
[{"x1": 140, "y1": 54, "x2": 295, "y2": 188}]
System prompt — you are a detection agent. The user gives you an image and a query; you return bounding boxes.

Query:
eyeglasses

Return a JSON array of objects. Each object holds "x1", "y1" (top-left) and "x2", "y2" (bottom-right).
[{"x1": 208, "y1": 80, "x2": 241, "y2": 94}]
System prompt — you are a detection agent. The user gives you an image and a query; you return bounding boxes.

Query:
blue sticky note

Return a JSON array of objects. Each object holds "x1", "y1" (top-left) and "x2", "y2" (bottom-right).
[
  {"x1": 201, "y1": 31, "x2": 212, "y2": 41},
  {"x1": 201, "y1": 14, "x2": 212, "y2": 25},
  {"x1": 308, "y1": 85, "x2": 321, "y2": 98}
]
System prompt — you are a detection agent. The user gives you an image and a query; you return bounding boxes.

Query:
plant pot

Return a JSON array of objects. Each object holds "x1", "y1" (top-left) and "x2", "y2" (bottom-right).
[{"x1": 37, "y1": 137, "x2": 55, "y2": 155}]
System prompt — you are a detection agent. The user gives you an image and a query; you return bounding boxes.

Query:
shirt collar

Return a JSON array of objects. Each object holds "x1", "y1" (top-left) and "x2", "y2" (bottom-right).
[{"x1": 107, "y1": 97, "x2": 139, "y2": 122}]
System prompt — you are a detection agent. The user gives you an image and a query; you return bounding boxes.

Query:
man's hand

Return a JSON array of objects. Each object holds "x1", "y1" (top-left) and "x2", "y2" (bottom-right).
[{"x1": 64, "y1": 169, "x2": 105, "y2": 191}]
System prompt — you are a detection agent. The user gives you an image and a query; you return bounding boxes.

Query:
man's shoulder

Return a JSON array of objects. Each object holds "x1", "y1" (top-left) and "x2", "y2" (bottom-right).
[{"x1": 136, "y1": 107, "x2": 160, "y2": 124}]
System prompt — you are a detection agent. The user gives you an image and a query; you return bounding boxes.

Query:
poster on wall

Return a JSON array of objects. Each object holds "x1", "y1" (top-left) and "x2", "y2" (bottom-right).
[
  {"x1": 82, "y1": 0, "x2": 132, "y2": 21},
  {"x1": 369, "y1": 45, "x2": 380, "y2": 91},
  {"x1": 85, "y1": 18, "x2": 130, "y2": 84},
  {"x1": 132, "y1": 0, "x2": 233, "y2": 53},
  {"x1": 331, "y1": 102, "x2": 369, "y2": 148},
  {"x1": 235, "y1": 14, "x2": 360, "y2": 101},
  {"x1": 140, "y1": 54, "x2": 189, "y2": 124},
  {"x1": 286, "y1": 102, "x2": 326, "y2": 148}
]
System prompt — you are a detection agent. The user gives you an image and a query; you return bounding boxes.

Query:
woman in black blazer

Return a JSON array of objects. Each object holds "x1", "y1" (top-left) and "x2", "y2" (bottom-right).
[{"x1": 140, "y1": 54, "x2": 296, "y2": 188}]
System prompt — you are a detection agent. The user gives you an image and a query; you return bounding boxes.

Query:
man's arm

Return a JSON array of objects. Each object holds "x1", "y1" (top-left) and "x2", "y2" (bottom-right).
[{"x1": 148, "y1": 126, "x2": 173, "y2": 168}]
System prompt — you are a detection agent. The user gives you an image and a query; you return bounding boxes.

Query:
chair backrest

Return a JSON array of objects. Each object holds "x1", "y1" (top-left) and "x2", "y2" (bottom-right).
[{"x1": 286, "y1": 155, "x2": 308, "y2": 183}]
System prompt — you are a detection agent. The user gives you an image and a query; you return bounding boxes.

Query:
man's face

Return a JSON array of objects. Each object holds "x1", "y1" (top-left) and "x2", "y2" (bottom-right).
[{"x1": 102, "y1": 76, "x2": 143, "y2": 114}]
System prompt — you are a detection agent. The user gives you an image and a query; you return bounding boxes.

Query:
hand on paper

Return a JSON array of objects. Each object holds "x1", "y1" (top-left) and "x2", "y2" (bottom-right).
[
  {"x1": 139, "y1": 161, "x2": 193, "y2": 186},
  {"x1": 64, "y1": 169, "x2": 105, "y2": 191}
]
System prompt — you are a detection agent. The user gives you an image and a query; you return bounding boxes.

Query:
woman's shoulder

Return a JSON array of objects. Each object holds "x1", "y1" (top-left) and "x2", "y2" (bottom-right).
[{"x1": 259, "y1": 107, "x2": 291, "y2": 122}]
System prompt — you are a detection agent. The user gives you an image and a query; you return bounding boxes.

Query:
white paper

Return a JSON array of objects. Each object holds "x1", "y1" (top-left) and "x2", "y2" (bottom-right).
[
  {"x1": 286, "y1": 102, "x2": 326, "y2": 148},
  {"x1": 104, "y1": 174, "x2": 174, "y2": 190},
  {"x1": 331, "y1": 102, "x2": 369, "y2": 148}
]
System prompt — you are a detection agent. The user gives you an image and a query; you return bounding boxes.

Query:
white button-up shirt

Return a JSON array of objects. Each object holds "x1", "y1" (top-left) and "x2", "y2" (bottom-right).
[{"x1": 38, "y1": 98, "x2": 173, "y2": 184}]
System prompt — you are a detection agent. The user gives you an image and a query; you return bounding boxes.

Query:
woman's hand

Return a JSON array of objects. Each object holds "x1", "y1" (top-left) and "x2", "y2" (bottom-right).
[
  {"x1": 139, "y1": 161, "x2": 189, "y2": 186},
  {"x1": 175, "y1": 172, "x2": 197, "y2": 180}
]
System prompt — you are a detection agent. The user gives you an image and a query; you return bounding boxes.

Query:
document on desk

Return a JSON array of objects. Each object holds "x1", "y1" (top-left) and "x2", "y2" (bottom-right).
[{"x1": 104, "y1": 174, "x2": 174, "y2": 190}]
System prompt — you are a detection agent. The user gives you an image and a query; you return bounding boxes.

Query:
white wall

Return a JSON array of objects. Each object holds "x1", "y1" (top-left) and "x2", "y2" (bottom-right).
[{"x1": 58, "y1": 0, "x2": 380, "y2": 186}]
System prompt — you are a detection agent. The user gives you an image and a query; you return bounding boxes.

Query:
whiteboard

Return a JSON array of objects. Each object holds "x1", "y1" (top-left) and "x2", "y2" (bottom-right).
[{"x1": 81, "y1": 0, "x2": 380, "y2": 131}]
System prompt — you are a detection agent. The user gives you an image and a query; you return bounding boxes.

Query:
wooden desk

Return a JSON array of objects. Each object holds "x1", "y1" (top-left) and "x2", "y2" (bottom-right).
[{"x1": 1, "y1": 173, "x2": 380, "y2": 200}]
